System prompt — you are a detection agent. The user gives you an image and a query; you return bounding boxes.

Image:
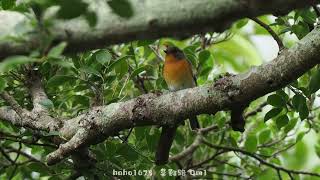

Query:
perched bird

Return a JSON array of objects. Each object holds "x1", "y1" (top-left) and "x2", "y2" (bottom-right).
[{"x1": 155, "y1": 45, "x2": 200, "y2": 165}]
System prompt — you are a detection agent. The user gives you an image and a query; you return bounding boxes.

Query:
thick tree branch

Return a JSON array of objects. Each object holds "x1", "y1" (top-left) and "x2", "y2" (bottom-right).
[
  {"x1": 26, "y1": 71, "x2": 50, "y2": 114},
  {"x1": 0, "y1": 107, "x2": 21, "y2": 125},
  {"x1": 43, "y1": 26, "x2": 320, "y2": 165},
  {"x1": 0, "y1": 0, "x2": 317, "y2": 59},
  {"x1": 0, "y1": 106, "x2": 60, "y2": 132}
]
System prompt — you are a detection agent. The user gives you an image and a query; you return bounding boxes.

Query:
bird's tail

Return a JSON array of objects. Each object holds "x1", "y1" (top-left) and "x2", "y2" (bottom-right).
[
  {"x1": 230, "y1": 109, "x2": 245, "y2": 132},
  {"x1": 155, "y1": 126, "x2": 177, "y2": 165},
  {"x1": 189, "y1": 116, "x2": 200, "y2": 130}
]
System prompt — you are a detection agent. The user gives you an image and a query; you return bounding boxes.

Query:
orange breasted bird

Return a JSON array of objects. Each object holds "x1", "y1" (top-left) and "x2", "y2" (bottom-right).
[{"x1": 155, "y1": 45, "x2": 200, "y2": 165}]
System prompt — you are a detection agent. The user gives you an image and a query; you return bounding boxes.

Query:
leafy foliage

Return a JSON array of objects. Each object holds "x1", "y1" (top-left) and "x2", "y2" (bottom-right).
[{"x1": 0, "y1": 2, "x2": 319, "y2": 180}]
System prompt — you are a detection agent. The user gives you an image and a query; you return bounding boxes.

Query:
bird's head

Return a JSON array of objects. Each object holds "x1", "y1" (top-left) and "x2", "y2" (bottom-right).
[{"x1": 163, "y1": 45, "x2": 185, "y2": 60}]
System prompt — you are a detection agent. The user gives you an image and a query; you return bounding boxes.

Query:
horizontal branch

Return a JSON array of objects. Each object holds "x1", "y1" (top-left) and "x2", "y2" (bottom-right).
[
  {"x1": 0, "y1": 0, "x2": 317, "y2": 58},
  {"x1": 45, "y1": 26, "x2": 320, "y2": 165}
]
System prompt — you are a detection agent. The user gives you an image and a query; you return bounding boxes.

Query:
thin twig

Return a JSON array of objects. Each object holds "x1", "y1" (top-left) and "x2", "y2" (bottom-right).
[
  {"x1": 169, "y1": 125, "x2": 218, "y2": 162},
  {"x1": 190, "y1": 150, "x2": 226, "y2": 169},
  {"x1": 149, "y1": 45, "x2": 164, "y2": 62},
  {"x1": 250, "y1": 17, "x2": 284, "y2": 49},
  {"x1": 277, "y1": 169, "x2": 283, "y2": 180},
  {"x1": 0, "y1": 147, "x2": 14, "y2": 164},
  {"x1": 8, "y1": 142, "x2": 22, "y2": 180},
  {"x1": 0, "y1": 91, "x2": 25, "y2": 118},
  {"x1": 0, "y1": 137, "x2": 57, "y2": 148},
  {"x1": 244, "y1": 102, "x2": 268, "y2": 118}
]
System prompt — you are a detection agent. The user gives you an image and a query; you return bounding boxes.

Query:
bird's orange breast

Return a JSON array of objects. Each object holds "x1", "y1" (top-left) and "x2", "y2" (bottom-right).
[{"x1": 163, "y1": 55, "x2": 195, "y2": 91}]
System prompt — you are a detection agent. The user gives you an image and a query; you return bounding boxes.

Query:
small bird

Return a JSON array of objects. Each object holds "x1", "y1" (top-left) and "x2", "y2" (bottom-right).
[{"x1": 155, "y1": 45, "x2": 200, "y2": 165}]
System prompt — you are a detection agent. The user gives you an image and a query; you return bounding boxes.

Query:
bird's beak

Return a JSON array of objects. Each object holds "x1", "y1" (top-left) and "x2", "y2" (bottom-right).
[{"x1": 163, "y1": 43, "x2": 169, "y2": 54}]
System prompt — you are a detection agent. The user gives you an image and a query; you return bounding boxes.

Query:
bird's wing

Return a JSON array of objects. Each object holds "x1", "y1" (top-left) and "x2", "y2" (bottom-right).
[{"x1": 184, "y1": 58, "x2": 198, "y2": 87}]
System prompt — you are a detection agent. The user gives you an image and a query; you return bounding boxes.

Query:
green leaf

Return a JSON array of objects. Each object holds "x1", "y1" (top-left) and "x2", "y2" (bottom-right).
[
  {"x1": 57, "y1": 0, "x2": 88, "y2": 19},
  {"x1": 108, "y1": 56, "x2": 130, "y2": 78},
  {"x1": 137, "y1": 40, "x2": 155, "y2": 47},
  {"x1": 309, "y1": 69, "x2": 320, "y2": 94},
  {"x1": 315, "y1": 145, "x2": 320, "y2": 158},
  {"x1": 259, "y1": 129, "x2": 271, "y2": 144},
  {"x1": 116, "y1": 144, "x2": 139, "y2": 161},
  {"x1": 48, "y1": 58, "x2": 74, "y2": 68},
  {"x1": 71, "y1": 95, "x2": 90, "y2": 107},
  {"x1": 146, "y1": 128, "x2": 159, "y2": 152},
  {"x1": 244, "y1": 134, "x2": 258, "y2": 153},
  {"x1": 95, "y1": 50, "x2": 112, "y2": 65},
  {"x1": 129, "y1": 65, "x2": 152, "y2": 79},
  {"x1": 115, "y1": 60, "x2": 128, "y2": 78},
  {"x1": 229, "y1": 131, "x2": 240, "y2": 147},
  {"x1": 216, "y1": 117, "x2": 226, "y2": 129},
  {"x1": 300, "y1": 9, "x2": 317, "y2": 24},
  {"x1": 108, "y1": 56, "x2": 130, "y2": 71},
  {"x1": 0, "y1": 78, "x2": 7, "y2": 92},
  {"x1": 235, "y1": 18, "x2": 249, "y2": 29},
  {"x1": 292, "y1": 22, "x2": 309, "y2": 39},
  {"x1": 79, "y1": 67, "x2": 101, "y2": 77},
  {"x1": 134, "y1": 127, "x2": 146, "y2": 141},
  {"x1": 47, "y1": 75, "x2": 77, "y2": 87},
  {"x1": 284, "y1": 118, "x2": 298, "y2": 133},
  {"x1": 276, "y1": 90, "x2": 289, "y2": 102},
  {"x1": 299, "y1": 104, "x2": 309, "y2": 120},
  {"x1": 296, "y1": 131, "x2": 306, "y2": 142},
  {"x1": 292, "y1": 94, "x2": 309, "y2": 120},
  {"x1": 275, "y1": 17, "x2": 286, "y2": 25},
  {"x1": 292, "y1": 94, "x2": 304, "y2": 110},
  {"x1": 229, "y1": 136, "x2": 238, "y2": 147},
  {"x1": 47, "y1": 42, "x2": 67, "y2": 58},
  {"x1": 198, "y1": 50, "x2": 211, "y2": 67},
  {"x1": 185, "y1": 53, "x2": 197, "y2": 68},
  {"x1": 0, "y1": 56, "x2": 37, "y2": 72},
  {"x1": 275, "y1": 115, "x2": 289, "y2": 129},
  {"x1": 85, "y1": 11, "x2": 98, "y2": 27},
  {"x1": 39, "y1": 99, "x2": 54, "y2": 109},
  {"x1": 267, "y1": 94, "x2": 286, "y2": 107},
  {"x1": 107, "y1": 0, "x2": 133, "y2": 18},
  {"x1": 1, "y1": 0, "x2": 15, "y2": 10},
  {"x1": 264, "y1": 108, "x2": 282, "y2": 122}
]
